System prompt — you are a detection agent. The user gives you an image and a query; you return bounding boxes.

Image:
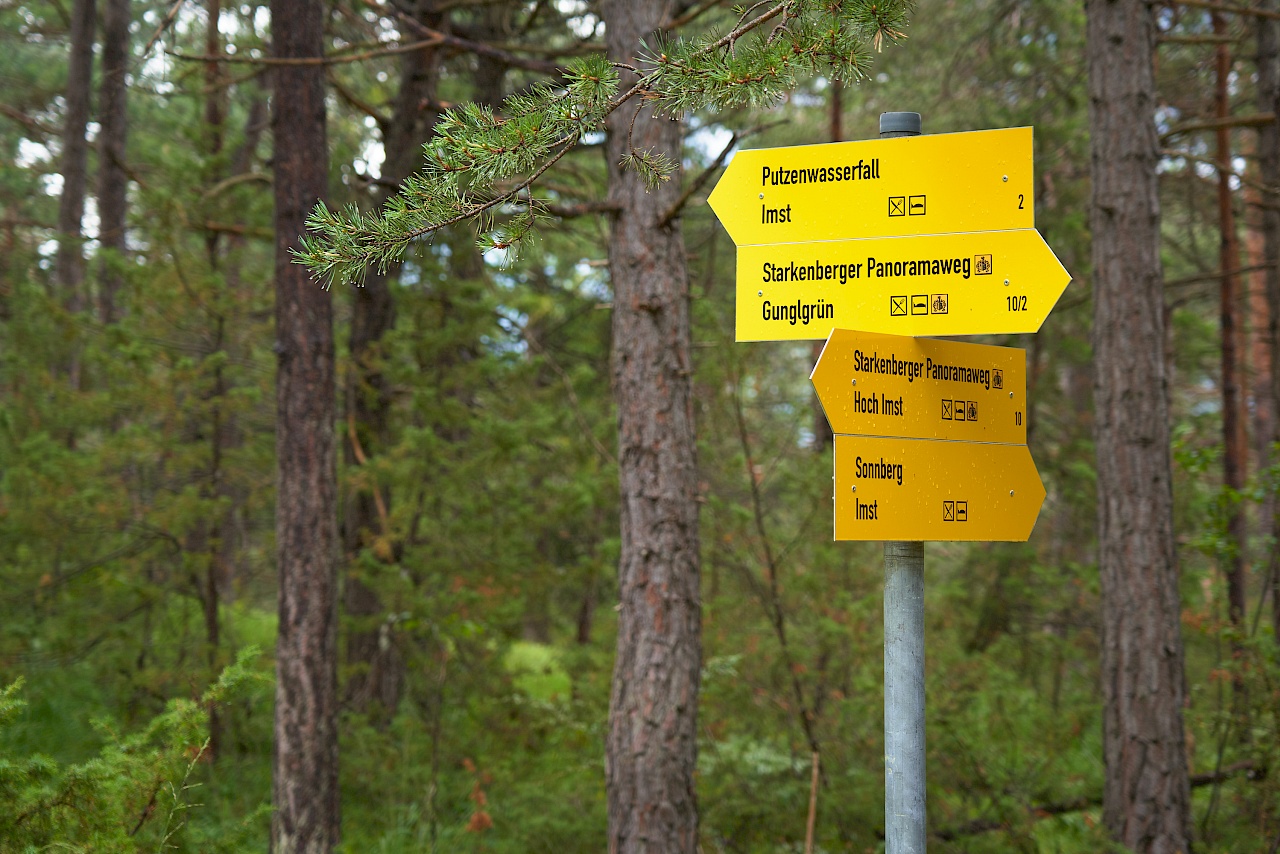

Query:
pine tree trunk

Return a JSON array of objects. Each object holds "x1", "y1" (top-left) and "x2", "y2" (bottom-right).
[
  {"x1": 95, "y1": 0, "x2": 129, "y2": 324},
  {"x1": 202, "y1": 0, "x2": 227, "y2": 763},
  {"x1": 603, "y1": 2, "x2": 702, "y2": 850},
  {"x1": 270, "y1": 0, "x2": 339, "y2": 848},
  {"x1": 57, "y1": 0, "x2": 95, "y2": 389},
  {"x1": 1216, "y1": 13, "x2": 1248, "y2": 630},
  {"x1": 1086, "y1": 0, "x2": 1193, "y2": 850},
  {"x1": 1258, "y1": 0, "x2": 1280, "y2": 643}
]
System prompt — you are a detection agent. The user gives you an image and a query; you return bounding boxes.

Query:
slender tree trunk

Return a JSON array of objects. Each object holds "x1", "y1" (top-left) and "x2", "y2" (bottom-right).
[
  {"x1": 201, "y1": 0, "x2": 228, "y2": 762},
  {"x1": 1246, "y1": 214, "x2": 1271, "y2": 487},
  {"x1": 57, "y1": 0, "x2": 95, "y2": 389},
  {"x1": 1216, "y1": 12, "x2": 1248, "y2": 631},
  {"x1": 1086, "y1": 0, "x2": 1193, "y2": 851},
  {"x1": 603, "y1": 2, "x2": 701, "y2": 851},
  {"x1": 95, "y1": 0, "x2": 129, "y2": 324},
  {"x1": 270, "y1": 0, "x2": 338, "y2": 848},
  {"x1": 342, "y1": 3, "x2": 444, "y2": 718},
  {"x1": 1258, "y1": 0, "x2": 1280, "y2": 643}
]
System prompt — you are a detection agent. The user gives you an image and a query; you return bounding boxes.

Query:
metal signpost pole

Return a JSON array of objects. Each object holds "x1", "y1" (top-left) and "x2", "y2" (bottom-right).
[{"x1": 880, "y1": 111, "x2": 926, "y2": 854}]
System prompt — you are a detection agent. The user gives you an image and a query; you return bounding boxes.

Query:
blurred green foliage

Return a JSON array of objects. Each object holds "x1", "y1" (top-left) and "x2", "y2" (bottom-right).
[{"x1": 3, "y1": 0, "x2": 1280, "y2": 851}]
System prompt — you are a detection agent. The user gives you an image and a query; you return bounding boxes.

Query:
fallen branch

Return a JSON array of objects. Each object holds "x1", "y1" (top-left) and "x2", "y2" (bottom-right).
[{"x1": 934, "y1": 761, "x2": 1262, "y2": 841}]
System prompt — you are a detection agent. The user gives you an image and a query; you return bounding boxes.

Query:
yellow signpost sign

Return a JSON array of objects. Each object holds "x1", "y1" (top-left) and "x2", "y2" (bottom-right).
[
  {"x1": 737, "y1": 229, "x2": 1069, "y2": 340},
  {"x1": 811, "y1": 329, "x2": 1026, "y2": 444},
  {"x1": 833, "y1": 434, "x2": 1044, "y2": 542},
  {"x1": 707, "y1": 127, "x2": 1033, "y2": 247}
]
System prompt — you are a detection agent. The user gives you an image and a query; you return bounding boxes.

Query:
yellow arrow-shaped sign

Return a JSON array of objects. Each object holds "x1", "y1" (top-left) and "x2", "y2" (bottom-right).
[
  {"x1": 736, "y1": 228, "x2": 1069, "y2": 341},
  {"x1": 811, "y1": 329, "x2": 1027, "y2": 443},
  {"x1": 833, "y1": 435, "x2": 1044, "y2": 542},
  {"x1": 708, "y1": 127, "x2": 1033, "y2": 247}
]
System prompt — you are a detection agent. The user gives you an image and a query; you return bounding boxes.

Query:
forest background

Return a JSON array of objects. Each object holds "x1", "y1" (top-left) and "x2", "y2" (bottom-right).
[{"x1": 1, "y1": 0, "x2": 1277, "y2": 850}]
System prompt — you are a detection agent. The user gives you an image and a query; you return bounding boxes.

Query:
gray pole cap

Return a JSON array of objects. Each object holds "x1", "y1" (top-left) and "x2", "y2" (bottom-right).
[{"x1": 879, "y1": 112, "x2": 922, "y2": 138}]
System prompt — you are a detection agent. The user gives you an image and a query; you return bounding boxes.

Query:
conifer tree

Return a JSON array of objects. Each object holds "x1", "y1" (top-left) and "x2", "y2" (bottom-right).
[
  {"x1": 1087, "y1": 0, "x2": 1192, "y2": 849},
  {"x1": 271, "y1": 0, "x2": 339, "y2": 848}
]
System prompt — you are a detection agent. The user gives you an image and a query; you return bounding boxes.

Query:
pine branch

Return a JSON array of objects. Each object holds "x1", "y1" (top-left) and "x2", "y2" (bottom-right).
[
  {"x1": 165, "y1": 35, "x2": 445, "y2": 66},
  {"x1": 297, "y1": 0, "x2": 914, "y2": 287}
]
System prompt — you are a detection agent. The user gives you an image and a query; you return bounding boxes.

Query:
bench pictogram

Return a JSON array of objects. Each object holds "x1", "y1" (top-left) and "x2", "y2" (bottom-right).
[
  {"x1": 954, "y1": 400, "x2": 967, "y2": 421},
  {"x1": 909, "y1": 195, "x2": 926, "y2": 215},
  {"x1": 956, "y1": 501, "x2": 968, "y2": 522},
  {"x1": 911, "y1": 295, "x2": 930, "y2": 315}
]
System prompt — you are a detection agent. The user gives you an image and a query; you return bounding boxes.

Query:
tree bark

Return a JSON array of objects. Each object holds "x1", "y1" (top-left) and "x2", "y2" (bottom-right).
[
  {"x1": 270, "y1": 0, "x2": 339, "y2": 848},
  {"x1": 1258, "y1": 0, "x2": 1280, "y2": 643},
  {"x1": 603, "y1": 2, "x2": 702, "y2": 851},
  {"x1": 1086, "y1": 0, "x2": 1193, "y2": 850},
  {"x1": 95, "y1": 0, "x2": 129, "y2": 324},
  {"x1": 1216, "y1": 11, "x2": 1248, "y2": 631},
  {"x1": 57, "y1": 0, "x2": 95, "y2": 389}
]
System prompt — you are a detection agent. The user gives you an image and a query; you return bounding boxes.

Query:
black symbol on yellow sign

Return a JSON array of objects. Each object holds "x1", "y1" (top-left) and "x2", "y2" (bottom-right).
[
  {"x1": 956, "y1": 501, "x2": 969, "y2": 522},
  {"x1": 890, "y1": 295, "x2": 908, "y2": 316},
  {"x1": 967, "y1": 401, "x2": 977, "y2": 421},
  {"x1": 954, "y1": 400, "x2": 966, "y2": 422},
  {"x1": 932, "y1": 294, "x2": 949, "y2": 314},
  {"x1": 974, "y1": 254, "x2": 993, "y2": 275},
  {"x1": 911, "y1": 295, "x2": 929, "y2": 315},
  {"x1": 889, "y1": 196, "x2": 906, "y2": 217},
  {"x1": 909, "y1": 195, "x2": 926, "y2": 215},
  {"x1": 993, "y1": 369, "x2": 1003, "y2": 390},
  {"x1": 941, "y1": 399, "x2": 953, "y2": 420},
  {"x1": 943, "y1": 501, "x2": 954, "y2": 521}
]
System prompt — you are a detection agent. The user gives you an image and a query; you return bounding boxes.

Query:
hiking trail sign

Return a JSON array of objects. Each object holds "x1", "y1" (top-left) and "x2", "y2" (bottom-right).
[
  {"x1": 832, "y1": 434, "x2": 1045, "y2": 542},
  {"x1": 737, "y1": 229, "x2": 1069, "y2": 340},
  {"x1": 707, "y1": 127, "x2": 1070, "y2": 342},
  {"x1": 707, "y1": 127, "x2": 1034, "y2": 246},
  {"x1": 810, "y1": 329, "x2": 1027, "y2": 444}
]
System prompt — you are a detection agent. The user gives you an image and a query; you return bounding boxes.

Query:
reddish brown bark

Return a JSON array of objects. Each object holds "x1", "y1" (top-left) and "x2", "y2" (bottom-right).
[
  {"x1": 603, "y1": 1, "x2": 702, "y2": 850},
  {"x1": 1216, "y1": 12, "x2": 1248, "y2": 629},
  {"x1": 270, "y1": 0, "x2": 339, "y2": 848},
  {"x1": 1086, "y1": 0, "x2": 1193, "y2": 850},
  {"x1": 1258, "y1": 0, "x2": 1280, "y2": 643}
]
